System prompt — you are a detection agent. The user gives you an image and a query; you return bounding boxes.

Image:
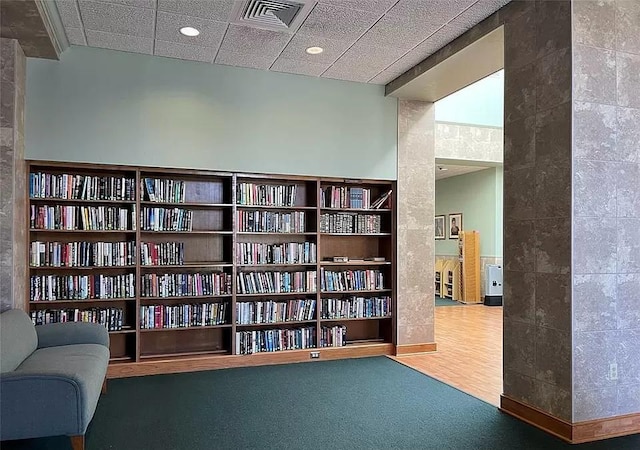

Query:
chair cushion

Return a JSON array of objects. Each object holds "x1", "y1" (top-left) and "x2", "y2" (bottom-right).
[
  {"x1": 0, "y1": 309, "x2": 37, "y2": 373},
  {"x1": 15, "y1": 344, "x2": 109, "y2": 430}
]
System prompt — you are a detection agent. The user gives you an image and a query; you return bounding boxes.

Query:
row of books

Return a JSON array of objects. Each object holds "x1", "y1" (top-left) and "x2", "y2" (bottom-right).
[
  {"x1": 236, "y1": 327, "x2": 315, "y2": 354},
  {"x1": 29, "y1": 172, "x2": 135, "y2": 201},
  {"x1": 140, "y1": 207, "x2": 193, "y2": 232},
  {"x1": 30, "y1": 274, "x2": 135, "y2": 301},
  {"x1": 140, "y1": 303, "x2": 228, "y2": 329},
  {"x1": 30, "y1": 307, "x2": 125, "y2": 331},
  {"x1": 236, "y1": 182, "x2": 297, "y2": 207},
  {"x1": 321, "y1": 296, "x2": 391, "y2": 319},
  {"x1": 236, "y1": 211, "x2": 305, "y2": 233},
  {"x1": 321, "y1": 186, "x2": 371, "y2": 209},
  {"x1": 142, "y1": 178, "x2": 186, "y2": 203},
  {"x1": 140, "y1": 272, "x2": 232, "y2": 297},
  {"x1": 321, "y1": 325, "x2": 347, "y2": 347},
  {"x1": 29, "y1": 241, "x2": 136, "y2": 268},
  {"x1": 237, "y1": 271, "x2": 317, "y2": 295},
  {"x1": 319, "y1": 213, "x2": 382, "y2": 234},
  {"x1": 236, "y1": 299, "x2": 316, "y2": 324},
  {"x1": 30, "y1": 205, "x2": 134, "y2": 231},
  {"x1": 236, "y1": 242, "x2": 316, "y2": 265},
  {"x1": 320, "y1": 269, "x2": 385, "y2": 292},
  {"x1": 140, "y1": 241, "x2": 185, "y2": 266}
]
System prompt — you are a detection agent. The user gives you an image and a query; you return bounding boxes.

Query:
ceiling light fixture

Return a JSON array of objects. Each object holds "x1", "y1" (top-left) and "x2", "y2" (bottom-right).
[
  {"x1": 306, "y1": 46, "x2": 324, "y2": 55},
  {"x1": 180, "y1": 26, "x2": 200, "y2": 37}
]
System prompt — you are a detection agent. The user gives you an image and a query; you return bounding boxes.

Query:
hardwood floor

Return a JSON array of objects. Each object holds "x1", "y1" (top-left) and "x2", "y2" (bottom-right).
[{"x1": 393, "y1": 304, "x2": 503, "y2": 406}]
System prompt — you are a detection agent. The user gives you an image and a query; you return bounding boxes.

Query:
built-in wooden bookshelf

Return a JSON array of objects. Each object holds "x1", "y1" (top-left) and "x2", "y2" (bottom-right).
[{"x1": 27, "y1": 162, "x2": 396, "y2": 377}]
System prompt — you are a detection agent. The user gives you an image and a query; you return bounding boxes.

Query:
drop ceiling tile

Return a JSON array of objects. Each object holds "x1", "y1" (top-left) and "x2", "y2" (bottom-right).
[
  {"x1": 387, "y1": 0, "x2": 476, "y2": 22},
  {"x1": 297, "y1": 3, "x2": 381, "y2": 41},
  {"x1": 447, "y1": 0, "x2": 511, "y2": 30},
  {"x1": 271, "y1": 58, "x2": 331, "y2": 77},
  {"x1": 217, "y1": 24, "x2": 290, "y2": 58},
  {"x1": 79, "y1": 1, "x2": 155, "y2": 37},
  {"x1": 214, "y1": 51, "x2": 274, "y2": 70},
  {"x1": 278, "y1": 34, "x2": 353, "y2": 64},
  {"x1": 368, "y1": 70, "x2": 403, "y2": 85},
  {"x1": 154, "y1": 40, "x2": 216, "y2": 62},
  {"x1": 322, "y1": 61, "x2": 382, "y2": 83},
  {"x1": 55, "y1": 0, "x2": 82, "y2": 28},
  {"x1": 157, "y1": 0, "x2": 235, "y2": 21},
  {"x1": 156, "y1": 12, "x2": 227, "y2": 47},
  {"x1": 356, "y1": 13, "x2": 443, "y2": 51},
  {"x1": 337, "y1": 41, "x2": 408, "y2": 69},
  {"x1": 65, "y1": 27, "x2": 87, "y2": 45},
  {"x1": 78, "y1": 0, "x2": 157, "y2": 8},
  {"x1": 85, "y1": 30, "x2": 153, "y2": 54},
  {"x1": 317, "y1": 0, "x2": 398, "y2": 13}
]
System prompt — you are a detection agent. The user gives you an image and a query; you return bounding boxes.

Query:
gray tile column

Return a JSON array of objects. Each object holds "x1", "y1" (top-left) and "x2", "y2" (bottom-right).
[
  {"x1": 396, "y1": 100, "x2": 435, "y2": 347},
  {"x1": 1, "y1": 38, "x2": 27, "y2": 312}
]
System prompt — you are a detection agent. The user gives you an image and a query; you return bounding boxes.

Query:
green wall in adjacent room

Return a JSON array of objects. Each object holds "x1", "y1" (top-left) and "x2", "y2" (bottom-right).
[
  {"x1": 26, "y1": 47, "x2": 398, "y2": 179},
  {"x1": 435, "y1": 167, "x2": 503, "y2": 257}
]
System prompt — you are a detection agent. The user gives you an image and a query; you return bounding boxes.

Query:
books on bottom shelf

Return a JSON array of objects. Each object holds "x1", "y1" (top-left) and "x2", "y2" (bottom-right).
[
  {"x1": 140, "y1": 303, "x2": 227, "y2": 329},
  {"x1": 30, "y1": 307, "x2": 124, "y2": 331},
  {"x1": 321, "y1": 325, "x2": 347, "y2": 347},
  {"x1": 236, "y1": 327, "x2": 316, "y2": 355},
  {"x1": 236, "y1": 299, "x2": 316, "y2": 324}
]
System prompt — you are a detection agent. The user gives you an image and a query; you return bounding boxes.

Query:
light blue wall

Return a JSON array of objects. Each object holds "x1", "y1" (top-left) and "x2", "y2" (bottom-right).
[
  {"x1": 435, "y1": 167, "x2": 503, "y2": 257},
  {"x1": 435, "y1": 70, "x2": 503, "y2": 127},
  {"x1": 26, "y1": 47, "x2": 398, "y2": 179}
]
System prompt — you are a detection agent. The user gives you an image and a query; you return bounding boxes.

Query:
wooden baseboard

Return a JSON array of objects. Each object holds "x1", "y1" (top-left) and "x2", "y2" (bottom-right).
[
  {"x1": 500, "y1": 395, "x2": 640, "y2": 444},
  {"x1": 108, "y1": 343, "x2": 394, "y2": 378},
  {"x1": 394, "y1": 343, "x2": 437, "y2": 355}
]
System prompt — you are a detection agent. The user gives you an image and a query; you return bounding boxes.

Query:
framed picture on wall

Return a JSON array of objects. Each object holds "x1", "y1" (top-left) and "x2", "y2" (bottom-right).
[
  {"x1": 449, "y1": 213, "x2": 462, "y2": 239},
  {"x1": 435, "y1": 215, "x2": 445, "y2": 240}
]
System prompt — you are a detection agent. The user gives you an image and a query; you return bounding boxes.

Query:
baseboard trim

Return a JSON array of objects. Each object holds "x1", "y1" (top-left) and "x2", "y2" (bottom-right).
[
  {"x1": 500, "y1": 395, "x2": 640, "y2": 443},
  {"x1": 573, "y1": 412, "x2": 640, "y2": 444},
  {"x1": 499, "y1": 395, "x2": 572, "y2": 443},
  {"x1": 394, "y1": 343, "x2": 437, "y2": 355}
]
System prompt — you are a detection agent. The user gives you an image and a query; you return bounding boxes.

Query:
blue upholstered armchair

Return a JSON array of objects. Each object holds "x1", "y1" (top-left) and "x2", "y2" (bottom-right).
[{"x1": 0, "y1": 309, "x2": 110, "y2": 450}]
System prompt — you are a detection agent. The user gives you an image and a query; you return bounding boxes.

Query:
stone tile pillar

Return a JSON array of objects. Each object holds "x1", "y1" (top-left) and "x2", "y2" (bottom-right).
[
  {"x1": 396, "y1": 100, "x2": 435, "y2": 351},
  {"x1": 0, "y1": 38, "x2": 27, "y2": 312}
]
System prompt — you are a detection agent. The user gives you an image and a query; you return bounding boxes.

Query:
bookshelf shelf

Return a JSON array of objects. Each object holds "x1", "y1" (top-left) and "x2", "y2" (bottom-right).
[{"x1": 28, "y1": 161, "x2": 396, "y2": 374}]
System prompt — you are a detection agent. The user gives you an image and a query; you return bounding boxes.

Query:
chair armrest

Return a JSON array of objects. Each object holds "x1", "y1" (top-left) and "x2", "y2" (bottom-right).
[{"x1": 36, "y1": 322, "x2": 109, "y2": 349}]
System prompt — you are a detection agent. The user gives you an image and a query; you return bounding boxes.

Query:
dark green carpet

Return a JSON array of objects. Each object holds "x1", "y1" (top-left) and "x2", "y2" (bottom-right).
[
  {"x1": 436, "y1": 296, "x2": 461, "y2": 306},
  {"x1": 4, "y1": 357, "x2": 640, "y2": 449}
]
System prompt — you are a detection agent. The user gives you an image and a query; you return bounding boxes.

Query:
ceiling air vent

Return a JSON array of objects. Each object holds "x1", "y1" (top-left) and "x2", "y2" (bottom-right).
[{"x1": 231, "y1": 0, "x2": 315, "y2": 33}]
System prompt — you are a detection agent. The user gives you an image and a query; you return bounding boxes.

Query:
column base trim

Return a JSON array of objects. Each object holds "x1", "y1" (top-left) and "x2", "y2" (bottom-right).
[
  {"x1": 395, "y1": 343, "x2": 437, "y2": 355},
  {"x1": 500, "y1": 395, "x2": 640, "y2": 443}
]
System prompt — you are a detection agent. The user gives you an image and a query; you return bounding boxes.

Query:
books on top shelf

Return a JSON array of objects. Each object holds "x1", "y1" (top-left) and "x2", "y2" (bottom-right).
[
  {"x1": 31, "y1": 307, "x2": 124, "y2": 331},
  {"x1": 320, "y1": 269, "x2": 384, "y2": 292},
  {"x1": 320, "y1": 213, "x2": 381, "y2": 234},
  {"x1": 237, "y1": 210, "x2": 305, "y2": 233},
  {"x1": 30, "y1": 241, "x2": 136, "y2": 267},
  {"x1": 141, "y1": 272, "x2": 232, "y2": 297},
  {"x1": 141, "y1": 207, "x2": 193, "y2": 232},
  {"x1": 321, "y1": 325, "x2": 347, "y2": 347},
  {"x1": 237, "y1": 182, "x2": 297, "y2": 207},
  {"x1": 140, "y1": 302, "x2": 227, "y2": 329},
  {"x1": 30, "y1": 205, "x2": 134, "y2": 231},
  {"x1": 320, "y1": 186, "x2": 392, "y2": 209},
  {"x1": 236, "y1": 326, "x2": 316, "y2": 354},
  {"x1": 141, "y1": 242, "x2": 185, "y2": 266},
  {"x1": 237, "y1": 271, "x2": 317, "y2": 295},
  {"x1": 236, "y1": 242, "x2": 316, "y2": 265},
  {"x1": 236, "y1": 299, "x2": 316, "y2": 324},
  {"x1": 29, "y1": 172, "x2": 135, "y2": 201},
  {"x1": 142, "y1": 178, "x2": 185, "y2": 203},
  {"x1": 321, "y1": 296, "x2": 391, "y2": 319},
  {"x1": 30, "y1": 274, "x2": 135, "y2": 301}
]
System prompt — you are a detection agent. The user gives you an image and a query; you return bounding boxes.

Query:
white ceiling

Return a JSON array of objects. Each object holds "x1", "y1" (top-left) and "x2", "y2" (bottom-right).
[
  {"x1": 435, "y1": 164, "x2": 490, "y2": 180},
  {"x1": 54, "y1": 0, "x2": 510, "y2": 84}
]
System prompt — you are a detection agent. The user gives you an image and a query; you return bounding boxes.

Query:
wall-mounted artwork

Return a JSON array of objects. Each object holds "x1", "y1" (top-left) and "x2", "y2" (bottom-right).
[
  {"x1": 449, "y1": 213, "x2": 462, "y2": 239},
  {"x1": 435, "y1": 215, "x2": 445, "y2": 240}
]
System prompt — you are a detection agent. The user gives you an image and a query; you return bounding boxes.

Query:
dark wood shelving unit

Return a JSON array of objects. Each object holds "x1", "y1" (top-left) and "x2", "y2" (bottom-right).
[{"x1": 27, "y1": 161, "x2": 396, "y2": 377}]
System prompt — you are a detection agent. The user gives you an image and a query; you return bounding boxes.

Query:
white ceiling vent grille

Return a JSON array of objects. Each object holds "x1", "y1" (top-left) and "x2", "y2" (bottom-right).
[{"x1": 231, "y1": 0, "x2": 315, "y2": 33}]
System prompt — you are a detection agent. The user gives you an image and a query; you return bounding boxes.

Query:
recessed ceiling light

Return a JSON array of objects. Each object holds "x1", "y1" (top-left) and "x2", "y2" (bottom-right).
[
  {"x1": 306, "y1": 46, "x2": 324, "y2": 55},
  {"x1": 180, "y1": 26, "x2": 200, "y2": 37}
]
